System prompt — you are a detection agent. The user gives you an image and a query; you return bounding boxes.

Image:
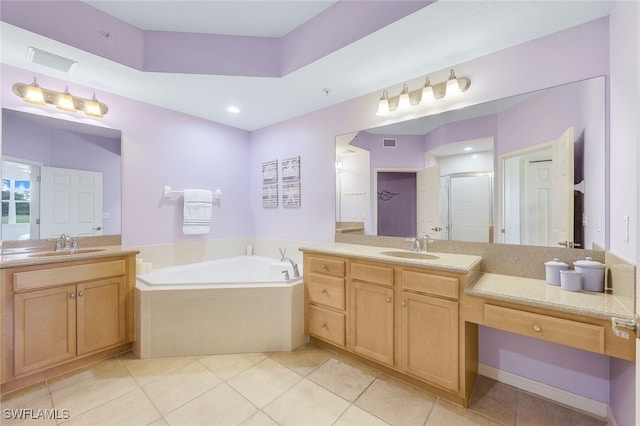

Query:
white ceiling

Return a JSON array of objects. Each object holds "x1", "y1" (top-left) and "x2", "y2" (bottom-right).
[{"x1": 1, "y1": 1, "x2": 611, "y2": 131}]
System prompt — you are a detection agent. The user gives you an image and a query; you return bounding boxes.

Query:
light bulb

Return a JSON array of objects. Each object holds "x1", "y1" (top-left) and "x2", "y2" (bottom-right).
[
  {"x1": 419, "y1": 77, "x2": 435, "y2": 105},
  {"x1": 23, "y1": 78, "x2": 45, "y2": 105},
  {"x1": 445, "y1": 69, "x2": 462, "y2": 97},
  {"x1": 397, "y1": 84, "x2": 411, "y2": 110},
  {"x1": 376, "y1": 91, "x2": 390, "y2": 116},
  {"x1": 56, "y1": 86, "x2": 76, "y2": 112},
  {"x1": 84, "y1": 93, "x2": 103, "y2": 117}
]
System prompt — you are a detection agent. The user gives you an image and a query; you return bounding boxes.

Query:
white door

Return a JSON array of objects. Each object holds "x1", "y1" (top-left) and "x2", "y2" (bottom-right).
[
  {"x1": 40, "y1": 167, "x2": 103, "y2": 238},
  {"x1": 450, "y1": 174, "x2": 492, "y2": 242},
  {"x1": 526, "y1": 160, "x2": 553, "y2": 246},
  {"x1": 417, "y1": 165, "x2": 441, "y2": 239},
  {"x1": 551, "y1": 127, "x2": 575, "y2": 247}
]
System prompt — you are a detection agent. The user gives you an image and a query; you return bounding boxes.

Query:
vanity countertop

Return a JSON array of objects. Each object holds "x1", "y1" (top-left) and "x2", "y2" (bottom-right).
[
  {"x1": 299, "y1": 242, "x2": 482, "y2": 274},
  {"x1": 466, "y1": 272, "x2": 633, "y2": 320},
  {"x1": 0, "y1": 245, "x2": 140, "y2": 269}
]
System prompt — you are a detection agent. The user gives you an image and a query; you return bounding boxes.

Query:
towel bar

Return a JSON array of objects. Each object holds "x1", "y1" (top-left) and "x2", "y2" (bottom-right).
[{"x1": 163, "y1": 186, "x2": 222, "y2": 200}]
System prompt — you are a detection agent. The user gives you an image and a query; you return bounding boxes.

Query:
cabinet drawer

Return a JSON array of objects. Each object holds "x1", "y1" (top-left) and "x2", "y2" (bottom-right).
[
  {"x1": 308, "y1": 305, "x2": 345, "y2": 347},
  {"x1": 351, "y1": 262, "x2": 394, "y2": 287},
  {"x1": 402, "y1": 270, "x2": 459, "y2": 299},
  {"x1": 308, "y1": 274, "x2": 345, "y2": 310},
  {"x1": 309, "y1": 257, "x2": 345, "y2": 277},
  {"x1": 14, "y1": 260, "x2": 126, "y2": 292},
  {"x1": 484, "y1": 305, "x2": 605, "y2": 354}
]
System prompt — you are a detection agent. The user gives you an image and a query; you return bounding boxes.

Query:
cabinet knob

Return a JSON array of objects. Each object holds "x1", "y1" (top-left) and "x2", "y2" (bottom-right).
[
  {"x1": 321, "y1": 288, "x2": 327, "y2": 294},
  {"x1": 321, "y1": 265, "x2": 328, "y2": 270},
  {"x1": 532, "y1": 324, "x2": 542, "y2": 333},
  {"x1": 78, "y1": 291, "x2": 84, "y2": 297},
  {"x1": 321, "y1": 321, "x2": 327, "y2": 328},
  {"x1": 386, "y1": 297, "x2": 392, "y2": 303},
  {"x1": 69, "y1": 293, "x2": 76, "y2": 299},
  {"x1": 401, "y1": 301, "x2": 406, "y2": 307}
]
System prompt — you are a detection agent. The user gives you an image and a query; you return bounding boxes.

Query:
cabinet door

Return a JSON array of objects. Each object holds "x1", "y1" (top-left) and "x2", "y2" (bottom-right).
[
  {"x1": 77, "y1": 277, "x2": 127, "y2": 355},
  {"x1": 400, "y1": 292, "x2": 459, "y2": 392},
  {"x1": 14, "y1": 285, "x2": 77, "y2": 375},
  {"x1": 351, "y1": 282, "x2": 394, "y2": 365}
]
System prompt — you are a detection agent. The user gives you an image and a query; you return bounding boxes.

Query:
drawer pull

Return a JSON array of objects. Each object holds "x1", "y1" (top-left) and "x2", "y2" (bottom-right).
[
  {"x1": 533, "y1": 324, "x2": 542, "y2": 333},
  {"x1": 78, "y1": 291, "x2": 84, "y2": 297},
  {"x1": 386, "y1": 297, "x2": 392, "y2": 303},
  {"x1": 401, "y1": 301, "x2": 406, "y2": 307},
  {"x1": 321, "y1": 288, "x2": 327, "y2": 294},
  {"x1": 321, "y1": 265, "x2": 328, "y2": 270},
  {"x1": 321, "y1": 321, "x2": 327, "y2": 328}
]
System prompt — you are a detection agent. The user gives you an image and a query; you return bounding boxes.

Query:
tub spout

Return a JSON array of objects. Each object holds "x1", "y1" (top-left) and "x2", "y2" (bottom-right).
[{"x1": 282, "y1": 258, "x2": 301, "y2": 279}]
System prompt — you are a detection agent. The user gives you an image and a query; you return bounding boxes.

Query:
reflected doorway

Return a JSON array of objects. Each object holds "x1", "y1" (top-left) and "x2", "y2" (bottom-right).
[{"x1": 377, "y1": 171, "x2": 417, "y2": 237}]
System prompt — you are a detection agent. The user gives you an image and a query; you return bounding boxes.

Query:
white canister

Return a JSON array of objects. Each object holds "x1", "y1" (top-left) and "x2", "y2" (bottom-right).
[
  {"x1": 544, "y1": 258, "x2": 569, "y2": 285},
  {"x1": 573, "y1": 257, "x2": 606, "y2": 292},
  {"x1": 560, "y1": 270, "x2": 582, "y2": 292}
]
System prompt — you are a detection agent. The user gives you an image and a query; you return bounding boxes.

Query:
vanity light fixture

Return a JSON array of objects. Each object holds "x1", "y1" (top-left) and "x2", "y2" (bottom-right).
[
  {"x1": 375, "y1": 69, "x2": 470, "y2": 116},
  {"x1": 13, "y1": 79, "x2": 109, "y2": 118}
]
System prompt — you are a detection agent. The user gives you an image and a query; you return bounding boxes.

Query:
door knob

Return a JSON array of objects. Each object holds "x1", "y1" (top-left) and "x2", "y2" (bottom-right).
[
  {"x1": 92, "y1": 226, "x2": 102, "y2": 231},
  {"x1": 431, "y1": 227, "x2": 443, "y2": 232}
]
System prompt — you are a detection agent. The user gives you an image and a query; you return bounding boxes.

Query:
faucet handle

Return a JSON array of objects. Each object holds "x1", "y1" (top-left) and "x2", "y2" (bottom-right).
[{"x1": 279, "y1": 248, "x2": 287, "y2": 259}]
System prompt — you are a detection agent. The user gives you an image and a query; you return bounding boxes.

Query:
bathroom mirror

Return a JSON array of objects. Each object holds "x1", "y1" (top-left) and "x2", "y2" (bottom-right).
[
  {"x1": 1, "y1": 109, "x2": 122, "y2": 241},
  {"x1": 336, "y1": 76, "x2": 606, "y2": 250}
]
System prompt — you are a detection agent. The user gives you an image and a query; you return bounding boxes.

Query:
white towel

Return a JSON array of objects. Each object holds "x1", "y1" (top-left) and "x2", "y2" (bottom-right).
[{"x1": 183, "y1": 189, "x2": 212, "y2": 235}]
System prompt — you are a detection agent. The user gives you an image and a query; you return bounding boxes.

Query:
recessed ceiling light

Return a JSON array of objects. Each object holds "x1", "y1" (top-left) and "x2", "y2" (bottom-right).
[
  {"x1": 227, "y1": 106, "x2": 240, "y2": 113},
  {"x1": 464, "y1": 147, "x2": 473, "y2": 151}
]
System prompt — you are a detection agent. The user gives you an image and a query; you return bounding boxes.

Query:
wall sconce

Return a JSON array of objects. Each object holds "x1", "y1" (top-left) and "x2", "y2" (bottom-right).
[
  {"x1": 376, "y1": 69, "x2": 470, "y2": 116},
  {"x1": 13, "y1": 78, "x2": 108, "y2": 118}
]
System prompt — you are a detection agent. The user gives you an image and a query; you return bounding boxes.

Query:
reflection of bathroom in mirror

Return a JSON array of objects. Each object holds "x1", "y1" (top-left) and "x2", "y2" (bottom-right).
[
  {"x1": 1, "y1": 109, "x2": 122, "y2": 241},
  {"x1": 335, "y1": 76, "x2": 606, "y2": 249}
]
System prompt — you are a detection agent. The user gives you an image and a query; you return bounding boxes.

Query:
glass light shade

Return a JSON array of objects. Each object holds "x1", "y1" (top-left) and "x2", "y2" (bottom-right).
[
  {"x1": 84, "y1": 94, "x2": 103, "y2": 117},
  {"x1": 419, "y1": 78, "x2": 435, "y2": 105},
  {"x1": 397, "y1": 84, "x2": 411, "y2": 110},
  {"x1": 23, "y1": 78, "x2": 45, "y2": 105},
  {"x1": 376, "y1": 91, "x2": 390, "y2": 116},
  {"x1": 445, "y1": 69, "x2": 462, "y2": 97},
  {"x1": 56, "y1": 86, "x2": 76, "y2": 112}
]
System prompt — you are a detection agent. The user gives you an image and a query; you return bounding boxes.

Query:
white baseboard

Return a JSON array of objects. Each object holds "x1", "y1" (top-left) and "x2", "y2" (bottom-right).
[{"x1": 478, "y1": 363, "x2": 608, "y2": 419}]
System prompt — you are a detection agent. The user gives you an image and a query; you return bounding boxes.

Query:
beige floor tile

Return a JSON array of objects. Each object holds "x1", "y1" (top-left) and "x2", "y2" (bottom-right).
[
  {"x1": 142, "y1": 361, "x2": 222, "y2": 415},
  {"x1": 119, "y1": 352, "x2": 199, "y2": 386},
  {"x1": 333, "y1": 404, "x2": 390, "y2": 426},
  {"x1": 263, "y1": 379, "x2": 350, "y2": 426},
  {"x1": 307, "y1": 358, "x2": 378, "y2": 401},
  {"x1": 60, "y1": 388, "x2": 161, "y2": 426},
  {"x1": 198, "y1": 352, "x2": 267, "y2": 381},
  {"x1": 1, "y1": 381, "x2": 49, "y2": 408},
  {"x1": 164, "y1": 383, "x2": 257, "y2": 426},
  {"x1": 146, "y1": 418, "x2": 169, "y2": 426},
  {"x1": 49, "y1": 361, "x2": 139, "y2": 418},
  {"x1": 240, "y1": 411, "x2": 279, "y2": 426},
  {"x1": 355, "y1": 375, "x2": 437, "y2": 426},
  {"x1": 47, "y1": 357, "x2": 130, "y2": 392},
  {"x1": 268, "y1": 344, "x2": 333, "y2": 376},
  {"x1": 228, "y1": 358, "x2": 302, "y2": 408},
  {"x1": 468, "y1": 376, "x2": 518, "y2": 426},
  {"x1": 1, "y1": 394, "x2": 57, "y2": 426},
  {"x1": 516, "y1": 391, "x2": 607, "y2": 426},
  {"x1": 427, "y1": 399, "x2": 502, "y2": 426}
]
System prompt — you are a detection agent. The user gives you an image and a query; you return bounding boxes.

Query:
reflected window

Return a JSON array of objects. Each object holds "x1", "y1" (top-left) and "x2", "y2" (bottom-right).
[{"x1": 2, "y1": 178, "x2": 31, "y2": 225}]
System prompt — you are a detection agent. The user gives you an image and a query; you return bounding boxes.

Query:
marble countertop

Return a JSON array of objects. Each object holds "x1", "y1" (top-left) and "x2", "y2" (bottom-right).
[
  {"x1": 0, "y1": 245, "x2": 140, "y2": 269},
  {"x1": 299, "y1": 242, "x2": 482, "y2": 274},
  {"x1": 466, "y1": 272, "x2": 633, "y2": 320}
]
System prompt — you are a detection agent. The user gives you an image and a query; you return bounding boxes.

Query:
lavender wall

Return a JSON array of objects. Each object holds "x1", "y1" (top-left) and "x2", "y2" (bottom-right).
[
  {"x1": 1, "y1": 64, "x2": 253, "y2": 247},
  {"x1": 2, "y1": 110, "x2": 122, "y2": 236}
]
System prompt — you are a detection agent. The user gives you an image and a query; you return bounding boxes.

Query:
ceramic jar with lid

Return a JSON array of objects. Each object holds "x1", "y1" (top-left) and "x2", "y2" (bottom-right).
[
  {"x1": 544, "y1": 258, "x2": 569, "y2": 285},
  {"x1": 573, "y1": 257, "x2": 606, "y2": 292}
]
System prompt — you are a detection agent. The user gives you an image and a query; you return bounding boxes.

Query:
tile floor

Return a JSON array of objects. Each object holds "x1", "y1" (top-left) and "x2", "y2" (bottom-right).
[{"x1": 1, "y1": 343, "x2": 607, "y2": 426}]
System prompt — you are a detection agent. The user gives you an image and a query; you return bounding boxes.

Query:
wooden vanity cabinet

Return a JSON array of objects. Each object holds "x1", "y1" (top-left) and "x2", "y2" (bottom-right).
[
  {"x1": 1, "y1": 254, "x2": 136, "y2": 393},
  {"x1": 303, "y1": 252, "x2": 471, "y2": 406}
]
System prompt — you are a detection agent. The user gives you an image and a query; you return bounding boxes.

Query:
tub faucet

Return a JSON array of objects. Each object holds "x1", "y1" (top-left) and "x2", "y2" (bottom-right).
[{"x1": 279, "y1": 249, "x2": 300, "y2": 278}]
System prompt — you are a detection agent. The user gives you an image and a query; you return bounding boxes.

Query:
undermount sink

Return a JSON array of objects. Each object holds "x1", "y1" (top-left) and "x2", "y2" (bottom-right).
[
  {"x1": 379, "y1": 251, "x2": 439, "y2": 260},
  {"x1": 28, "y1": 248, "x2": 106, "y2": 258}
]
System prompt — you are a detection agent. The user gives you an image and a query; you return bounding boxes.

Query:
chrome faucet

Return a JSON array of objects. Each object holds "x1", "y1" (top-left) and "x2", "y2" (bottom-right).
[
  {"x1": 408, "y1": 234, "x2": 432, "y2": 253},
  {"x1": 279, "y1": 248, "x2": 301, "y2": 279},
  {"x1": 421, "y1": 234, "x2": 432, "y2": 253},
  {"x1": 55, "y1": 234, "x2": 78, "y2": 252}
]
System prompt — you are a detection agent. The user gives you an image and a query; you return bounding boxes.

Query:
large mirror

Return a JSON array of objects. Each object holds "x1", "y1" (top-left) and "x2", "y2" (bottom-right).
[
  {"x1": 336, "y1": 76, "x2": 606, "y2": 249},
  {"x1": 1, "y1": 109, "x2": 122, "y2": 241}
]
